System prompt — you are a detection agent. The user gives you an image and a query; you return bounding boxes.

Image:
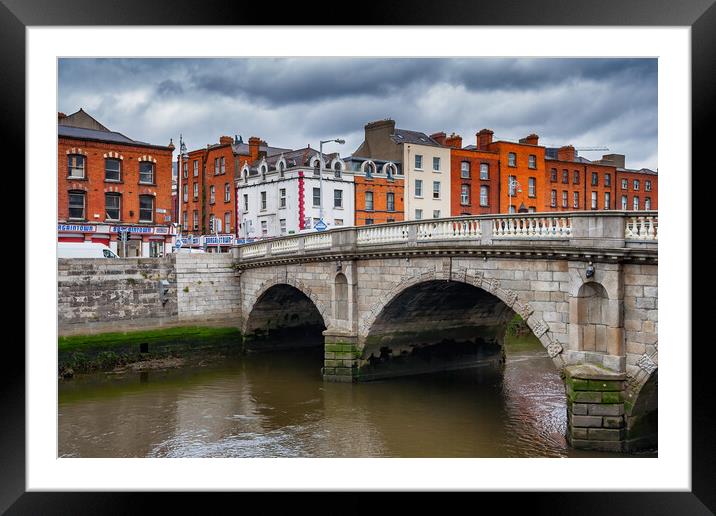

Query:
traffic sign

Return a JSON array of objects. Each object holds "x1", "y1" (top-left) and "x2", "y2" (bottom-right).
[{"x1": 314, "y1": 219, "x2": 327, "y2": 231}]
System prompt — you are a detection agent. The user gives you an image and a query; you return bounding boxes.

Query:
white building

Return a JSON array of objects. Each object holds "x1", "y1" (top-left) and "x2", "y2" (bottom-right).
[{"x1": 236, "y1": 147, "x2": 355, "y2": 240}]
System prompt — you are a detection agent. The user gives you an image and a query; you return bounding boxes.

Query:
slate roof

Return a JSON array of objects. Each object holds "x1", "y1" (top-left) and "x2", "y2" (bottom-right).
[
  {"x1": 57, "y1": 125, "x2": 166, "y2": 148},
  {"x1": 390, "y1": 128, "x2": 443, "y2": 147}
]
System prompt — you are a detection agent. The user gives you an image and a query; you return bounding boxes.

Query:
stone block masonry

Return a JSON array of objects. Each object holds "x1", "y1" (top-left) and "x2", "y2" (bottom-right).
[
  {"x1": 58, "y1": 254, "x2": 242, "y2": 336},
  {"x1": 565, "y1": 364, "x2": 627, "y2": 452}
]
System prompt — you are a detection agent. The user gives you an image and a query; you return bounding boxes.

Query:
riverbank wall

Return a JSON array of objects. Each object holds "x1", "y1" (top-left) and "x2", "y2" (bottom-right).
[{"x1": 58, "y1": 254, "x2": 242, "y2": 336}]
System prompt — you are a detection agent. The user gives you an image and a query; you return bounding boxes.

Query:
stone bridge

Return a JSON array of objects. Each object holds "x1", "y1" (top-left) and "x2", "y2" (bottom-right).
[{"x1": 233, "y1": 212, "x2": 658, "y2": 453}]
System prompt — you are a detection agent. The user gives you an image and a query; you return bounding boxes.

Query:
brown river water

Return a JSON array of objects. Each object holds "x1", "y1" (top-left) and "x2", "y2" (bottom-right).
[{"x1": 58, "y1": 335, "x2": 653, "y2": 458}]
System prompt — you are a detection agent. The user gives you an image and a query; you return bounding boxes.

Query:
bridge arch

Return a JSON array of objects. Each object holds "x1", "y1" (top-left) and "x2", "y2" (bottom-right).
[
  {"x1": 359, "y1": 269, "x2": 565, "y2": 371},
  {"x1": 243, "y1": 277, "x2": 331, "y2": 350}
]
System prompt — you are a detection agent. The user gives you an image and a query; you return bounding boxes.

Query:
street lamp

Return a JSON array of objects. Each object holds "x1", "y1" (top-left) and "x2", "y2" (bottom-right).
[
  {"x1": 318, "y1": 138, "x2": 345, "y2": 225},
  {"x1": 508, "y1": 175, "x2": 522, "y2": 214}
]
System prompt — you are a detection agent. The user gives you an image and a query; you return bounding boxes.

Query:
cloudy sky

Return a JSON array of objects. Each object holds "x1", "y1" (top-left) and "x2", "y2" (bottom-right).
[{"x1": 58, "y1": 58, "x2": 657, "y2": 170}]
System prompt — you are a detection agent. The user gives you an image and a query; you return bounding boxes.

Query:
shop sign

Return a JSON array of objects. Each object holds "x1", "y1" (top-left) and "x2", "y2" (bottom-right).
[{"x1": 58, "y1": 224, "x2": 95, "y2": 232}]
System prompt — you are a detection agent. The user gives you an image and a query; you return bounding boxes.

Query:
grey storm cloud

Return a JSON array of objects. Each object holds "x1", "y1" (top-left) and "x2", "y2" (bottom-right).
[{"x1": 58, "y1": 57, "x2": 657, "y2": 169}]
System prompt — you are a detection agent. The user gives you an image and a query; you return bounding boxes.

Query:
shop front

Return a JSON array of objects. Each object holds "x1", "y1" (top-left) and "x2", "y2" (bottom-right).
[{"x1": 57, "y1": 223, "x2": 176, "y2": 257}]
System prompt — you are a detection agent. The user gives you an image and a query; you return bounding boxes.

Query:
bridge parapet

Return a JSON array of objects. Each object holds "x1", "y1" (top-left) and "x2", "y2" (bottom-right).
[{"x1": 234, "y1": 211, "x2": 658, "y2": 262}]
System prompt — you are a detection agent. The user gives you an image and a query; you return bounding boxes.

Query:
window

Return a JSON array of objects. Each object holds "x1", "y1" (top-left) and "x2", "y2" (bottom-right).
[
  {"x1": 550, "y1": 168, "x2": 557, "y2": 182},
  {"x1": 261, "y1": 191, "x2": 267, "y2": 210},
  {"x1": 182, "y1": 162, "x2": 188, "y2": 179},
  {"x1": 604, "y1": 192, "x2": 611, "y2": 210},
  {"x1": 387, "y1": 192, "x2": 395, "y2": 212},
  {"x1": 193, "y1": 210, "x2": 199, "y2": 231},
  {"x1": 67, "y1": 155, "x2": 85, "y2": 178},
  {"x1": 243, "y1": 195, "x2": 248, "y2": 212},
  {"x1": 480, "y1": 163, "x2": 489, "y2": 180},
  {"x1": 139, "y1": 162, "x2": 154, "y2": 184},
  {"x1": 183, "y1": 184, "x2": 188, "y2": 203},
  {"x1": 605, "y1": 173, "x2": 611, "y2": 187},
  {"x1": 365, "y1": 218, "x2": 374, "y2": 225},
  {"x1": 509, "y1": 205, "x2": 516, "y2": 214},
  {"x1": 621, "y1": 195, "x2": 628, "y2": 210},
  {"x1": 279, "y1": 188, "x2": 286, "y2": 208},
  {"x1": 224, "y1": 183, "x2": 230, "y2": 202},
  {"x1": 573, "y1": 170, "x2": 580, "y2": 184},
  {"x1": 193, "y1": 182, "x2": 198, "y2": 200},
  {"x1": 633, "y1": 197, "x2": 640, "y2": 210},
  {"x1": 415, "y1": 209, "x2": 423, "y2": 220},
  {"x1": 365, "y1": 162, "x2": 375, "y2": 178},
  {"x1": 334, "y1": 219, "x2": 343, "y2": 226},
  {"x1": 562, "y1": 190, "x2": 568, "y2": 208},
  {"x1": 209, "y1": 185, "x2": 215, "y2": 204},
  {"x1": 461, "y1": 185, "x2": 470, "y2": 205},
  {"x1": 573, "y1": 191, "x2": 579, "y2": 209},
  {"x1": 562, "y1": 169, "x2": 569, "y2": 184},
  {"x1": 633, "y1": 179, "x2": 640, "y2": 191},
  {"x1": 433, "y1": 181, "x2": 440, "y2": 199},
  {"x1": 279, "y1": 219, "x2": 287, "y2": 235},
  {"x1": 278, "y1": 162, "x2": 285, "y2": 178},
  {"x1": 365, "y1": 191, "x2": 374, "y2": 211},
  {"x1": 415, "y1": 155, "x2": 423, "y2": 169},
  {"x1": 528, "y1": 177, "x2": 536, "y2": 198},
  {"x1": 433, "y1": 210, "x2": 441, "y2": 219},
  {"x1": 591, "y1": 172, "x2": 598, "y2": 186},
  {"x1": 508, "y1": 175, "x2": 516, "y2": 196},
  {"x1": 214, "y1": 158, "x2": 219, "y2": 175},
  {"x1": 193, "y1": 160, "x2": 198, "y2": 177},
  {"x1": 508, "y1": 152, "x2": 516, "y2": 167},
  {"x1": 220, "y1": 157, "x2": 225, "y2": 175},
  {"x1": 645, "y1": 180, "x2": 652, "y2": 192},
  {"x1": 461, "y1": 161, "x2": 470, "y2": 178},
  {"x1": 528, "y1": 155, "x2": 536, "y2": 169},
  {"x1": 261, "y1": 220, "x2": 268, "y2": 235},
  {"x1": 622, "y1": 178, "x2": 628, "y2": 190},
  {"x1": 414, "y1": 179, "x2": 423, "y2": 197},
  {"x1": 334, "y1": 161, "x2": 342, "y2": 178},
  {"x1": 480, "y1": 185, "x2": 489, "y2": 207},
  {"x1": 645, "y1": 197, "x2": 651, "y2": 210},
  {"x1": 68, "y1": 191, "x2": 85, "y2": 219},
  {"x1": 433, "y1": 156, "x2": 441, "y2": 171},
  {"x1": 334, "y1": 190, "x2": 343, "y2": 208},
  {"x1": 183, "y1": 211, "x2": 188, "y2": 231},
  {"x1": 105, "y1": 158, "x2": 121, "y2": 182},
  {"x1": 105, "y1": 193, "x2": 121, "y2": 221},
  {"x1": 313, "y1": 188, "x2": 321, "y2": 207},
  {"x1": 550, "y1": 190, "x2": 557, "y2": 208},
  {"x1": 591, "y1": 191, "x2": 597, "y2": 210},
  {"x1": 224, "y1": 212, "x2": 231, "y2": 234},
  {"x1": 139, "y1": 195, "x2": 154, "y2": 222}
]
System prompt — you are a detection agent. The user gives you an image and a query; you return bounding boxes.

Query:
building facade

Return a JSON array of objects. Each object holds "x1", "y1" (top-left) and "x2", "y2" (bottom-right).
[
  {"x1": 237, "y1": 147, "x2": 355, "y2": 239},
  {"x1": 57, "y1": 109, "x2": 176, "y2": 257},
  {"x1": 346, "y1": 156, "x2": 404, "y2": 225}
]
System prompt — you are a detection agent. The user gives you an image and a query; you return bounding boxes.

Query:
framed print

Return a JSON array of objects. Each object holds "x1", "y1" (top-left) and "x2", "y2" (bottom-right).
[{"x1": 5, "y1": 0, "x2": 712, "y2": 512}]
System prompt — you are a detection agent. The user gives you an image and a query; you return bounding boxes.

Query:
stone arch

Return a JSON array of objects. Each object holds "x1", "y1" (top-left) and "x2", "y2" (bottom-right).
[
  {"x1": 244, "y1": 274, "x2": 331, "y2": 334},
  {"x1": 360, "y1": 268, "x2": 564, "y2": 370}
]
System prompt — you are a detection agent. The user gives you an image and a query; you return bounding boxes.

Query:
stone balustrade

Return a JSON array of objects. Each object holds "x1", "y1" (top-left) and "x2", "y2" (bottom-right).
[
  {"x1": 625, "y1": 214, "x2": 658, "y2": 241},
  {"x1": 235, "y1": 212, "x2": 658, "y2": 261}
]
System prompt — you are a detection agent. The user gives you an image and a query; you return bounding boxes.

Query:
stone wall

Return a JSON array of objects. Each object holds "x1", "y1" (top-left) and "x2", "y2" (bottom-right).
[{"x1": 58, "y1": 254, "x2": 242, "y2": 336}]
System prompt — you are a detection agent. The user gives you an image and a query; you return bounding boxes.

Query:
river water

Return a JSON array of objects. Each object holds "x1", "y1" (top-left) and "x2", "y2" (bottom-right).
[{"x1": 58, "y1": 335, "x2": 649, "y2": 458}]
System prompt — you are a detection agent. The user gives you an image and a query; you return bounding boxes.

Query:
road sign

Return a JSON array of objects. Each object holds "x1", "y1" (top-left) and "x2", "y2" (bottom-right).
[
  {"x1": 175, "y1": 238, "x2": 184, "y2": 249},
  {"x1": 314, "y1": 219, "x2": 327, "y2": 231}
]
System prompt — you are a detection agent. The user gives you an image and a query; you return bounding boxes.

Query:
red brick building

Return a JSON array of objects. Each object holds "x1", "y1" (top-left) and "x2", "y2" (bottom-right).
[
  {"x1": 57, "y1": 109, "x2": 176, "y2": 257},
  {"x1": 178, "y1": 135, "x2": 290, "y2": 250},
  {"x1": 346, "y1": 157, "x2": 404, "y2": 225},
  {"x1": 439, "y1": 132, "x2": 500, "y2": 216}
]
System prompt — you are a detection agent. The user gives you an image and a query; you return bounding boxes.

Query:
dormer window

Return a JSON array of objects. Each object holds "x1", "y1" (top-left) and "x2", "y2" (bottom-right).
[{"x1": 334, "y1": 161, "x2": 342, "y2": 178}]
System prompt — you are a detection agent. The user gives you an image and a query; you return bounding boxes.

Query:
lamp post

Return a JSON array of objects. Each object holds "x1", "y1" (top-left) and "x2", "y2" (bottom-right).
[
  {"x1": 177, "y1": 135, "x2": 188, "y2": 236},
  {"x1": 318, "y1": 138, "x2": 345, "y2": 225},
  {"x1": 508, "y1": 175, "x2": 522, "y2": 214}
]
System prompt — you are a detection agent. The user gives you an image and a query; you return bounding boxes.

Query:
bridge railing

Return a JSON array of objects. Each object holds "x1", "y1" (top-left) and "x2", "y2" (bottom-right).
[{"x1": 235, "y1": 211, "x2": 657, "y2": 261}]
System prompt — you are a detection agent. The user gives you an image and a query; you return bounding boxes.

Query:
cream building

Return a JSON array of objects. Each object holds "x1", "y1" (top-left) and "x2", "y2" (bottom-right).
[{"x1": 353, "y1": 119, "x2": 451, "y2": 220}]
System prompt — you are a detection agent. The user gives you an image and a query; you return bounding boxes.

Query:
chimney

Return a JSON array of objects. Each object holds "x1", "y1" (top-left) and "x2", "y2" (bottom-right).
[
  {"x1": 248, "y1": 136, "x2": 262, "y2": 161},
  {"x1": 430, "y1": 132, "x2": 447, "y2": 145},
  {"x1": 219, "y1": 135, "x2": 233, "y2": 145},
  {"x1": 445, "y1": 133, "x2": 463, "y2": 149},
  {"x1": 519, "y1": 133, "x2": 539, "y2": 146},
  {"x1": 557, "y1": 145, "x2": 575, "y2": 162},
  {"x1": 476, "y1": 129, "x2": 494, "y2": 150},
  {"x1": 601, "y1": 153, "x2": 625, "y2": 168},
  {"x1": 58, "y1": 112, "x2": 67, "y2": 121}
]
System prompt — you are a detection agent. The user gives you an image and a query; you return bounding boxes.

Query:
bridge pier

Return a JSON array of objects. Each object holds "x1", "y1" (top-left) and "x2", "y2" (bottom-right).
[
  {"x1": 565, "y1": 364, "x2": 627, "y2": 452},
  {"x1": 322, "y1": 331, "x2": 360, "y2": 382}
]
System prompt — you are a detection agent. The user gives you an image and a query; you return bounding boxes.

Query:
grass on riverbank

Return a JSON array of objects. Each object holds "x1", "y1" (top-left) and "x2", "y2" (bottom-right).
[{"x1": 59, "y1": 326, "x2": 242, "y2": 353}]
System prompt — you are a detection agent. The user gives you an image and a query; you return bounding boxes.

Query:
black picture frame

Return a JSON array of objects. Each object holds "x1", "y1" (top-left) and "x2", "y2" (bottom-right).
[{"x1": 5, "y1": 0, "x2": 710, "y2": 513}]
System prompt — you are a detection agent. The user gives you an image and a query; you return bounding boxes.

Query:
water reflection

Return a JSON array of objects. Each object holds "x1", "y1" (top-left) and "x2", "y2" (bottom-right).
[{"x1": 58, "y1": 336, "x2": 637, "y2": 458}]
